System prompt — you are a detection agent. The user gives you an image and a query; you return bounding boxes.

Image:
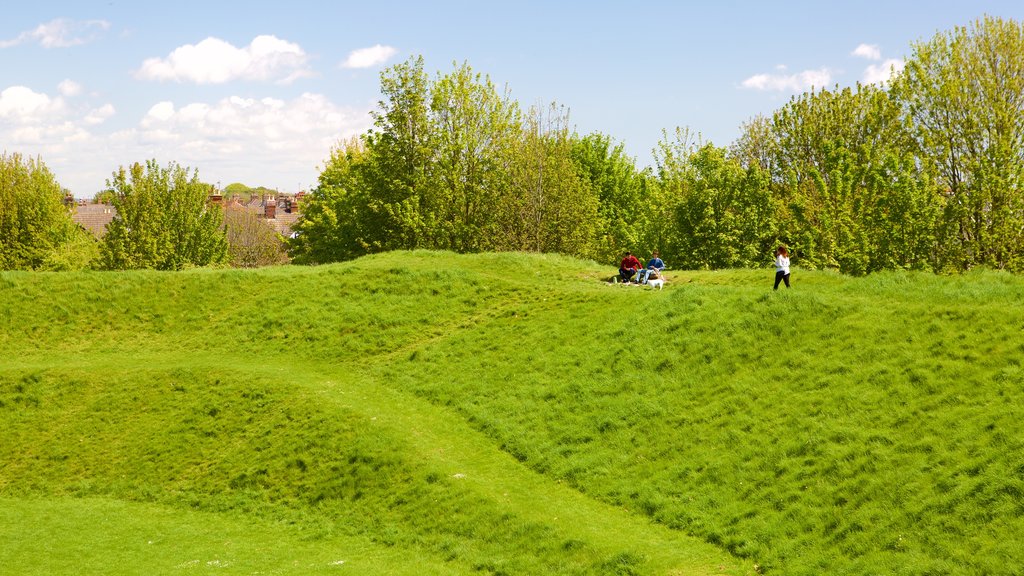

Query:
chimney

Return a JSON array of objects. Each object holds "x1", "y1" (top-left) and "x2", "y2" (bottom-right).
[{"x1": 265, "y1": 197, "x2": 276, "y2": 219}]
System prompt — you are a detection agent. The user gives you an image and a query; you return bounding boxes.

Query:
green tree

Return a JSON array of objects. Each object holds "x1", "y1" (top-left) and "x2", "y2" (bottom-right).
[
  {"x1": 360, "y1": 55, "x2": 436, "y2": 251},
  {"x1": 429, "y1": 62, "x2": 520, "y2": 252},
  {"x1": 571, "y1": 132, "x2": 650, "y2": 263},
  {"x1": 893, "y1": 15, "x2": 1024, "y2": 271},
  {"x1": 0, "y1": 152, "x2": 92, "y2": 270},
  {"x1": 660, "y1": 142, "x2": 777, "y2": 269},
  {"x1": 224, "y1": 205, "x2": 289, "y2": 268},
  {"x1": 765, "y1": 83, "x2": 936, "y2": 273},
  {"x1": 99, "y1": 160, "x2": 227, "y2": 270},
  {"x1": 499, "y1": 104, "x2": 599, "y2": 257},
  {"x1": 729, "y1": 114, "x2": 777, "y2": 173},
  {"x1": 288, "y1": 137, "x2": 372, "y2": 264},
  {"x1": 649, "y1": 127, "x2": 702, "y2": 264}
]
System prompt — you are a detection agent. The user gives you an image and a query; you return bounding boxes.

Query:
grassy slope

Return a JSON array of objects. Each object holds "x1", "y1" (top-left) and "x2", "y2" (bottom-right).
[
  {"x1": 0, "y1": 253, "x2": 742, "y2": 576},
  {"x1": 2, "y1": 251, "x2": 1023, "y2": 575}
]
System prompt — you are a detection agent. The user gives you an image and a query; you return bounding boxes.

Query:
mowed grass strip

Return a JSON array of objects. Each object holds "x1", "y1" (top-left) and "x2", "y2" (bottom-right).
[{"x1": 0, "y1": 496, "x2": 462, "y2": 576}]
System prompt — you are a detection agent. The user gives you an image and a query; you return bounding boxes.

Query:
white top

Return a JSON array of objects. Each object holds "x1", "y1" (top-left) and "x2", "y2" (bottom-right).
[{"x1": 775, "y1": 255, "x2": 790, "y2": 274}]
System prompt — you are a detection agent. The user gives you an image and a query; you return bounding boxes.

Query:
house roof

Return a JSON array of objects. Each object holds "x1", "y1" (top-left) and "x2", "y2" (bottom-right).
[
  {"x1": 72, "y1": 204, "x2": 117, "y2": 238},
  {"x1": 71, "y1": 195, "x2": 303, "y2": 239}
]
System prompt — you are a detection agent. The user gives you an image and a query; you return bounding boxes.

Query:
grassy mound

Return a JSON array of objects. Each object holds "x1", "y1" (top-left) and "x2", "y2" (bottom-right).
[{"x1": 2, "y1": 251, "x2": 1023, "y2": 575}]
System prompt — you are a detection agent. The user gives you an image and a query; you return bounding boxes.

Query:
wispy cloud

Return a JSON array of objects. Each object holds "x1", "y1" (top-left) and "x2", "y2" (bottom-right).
[
  {"x1": 0, "y1": 18, "x2": 110, "y2": 49},
  {"x1": 851, "y1": 43, "x2": 882, "y2": 61},
  {"x1": 341, "y1": 44, "x2": 397, "y2": 69},
  {"x1": 135, "y1": 35, "x2": 314, "y2": 84},
  {"x1": 741, "y1": 67, "x2": 832, "y2": 92},
  {"x1": 862, "y1": 59, "x2": 904, "y2": 84}
]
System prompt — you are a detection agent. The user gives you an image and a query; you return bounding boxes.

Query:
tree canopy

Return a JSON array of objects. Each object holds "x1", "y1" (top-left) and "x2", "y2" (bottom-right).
[
  {"x1": 7, "y1": 16, "x2": 1024, "y2": 275},
  {"x1": 99, "y1": 160, "x2": 228, "y2": 270},
  {"x1": 0, "y1": 152, "x2": 93, "y2": 271}
]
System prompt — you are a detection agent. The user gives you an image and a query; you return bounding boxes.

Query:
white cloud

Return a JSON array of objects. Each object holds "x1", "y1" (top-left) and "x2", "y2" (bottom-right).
[
  {"x1": 0, "y1": 18, "x2": 110, "y2": 49},
  {"x1": 84, "y1": 104, "x2": 116, "y2": 126},
  {"x1": 135, "y1": 35, "x2": 314, "y2": 84},
  {"x1": 862, "y1": 58, "x2": 905, "y2": 84},
  {"x1": 851, "y1": 43, "x2": 882, "y2": 61},
  {"x1": 342, "y1": 44, "x2": 397, "y2": 69},
  {"x1": 138, "y1": 93, "x2": 366, "y2": 147},
  {"x1": 0, "y1": 86, "x2": 65, "y2": 121},
  {"x1": 122, "y1": 93, "x2": 372, "y2": 191},
  {"x1": 0, "y1": 81, "x2": 371, "y2": 196},
  {"x1": 58, "y1": 79, "x2": 83, "y2": 97},
  {"x1": 741, "y1": 68, "x2": 832, "y2": 92}
]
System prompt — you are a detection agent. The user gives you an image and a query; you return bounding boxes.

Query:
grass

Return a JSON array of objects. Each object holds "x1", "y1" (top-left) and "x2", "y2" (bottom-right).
[
  {"x1": 0, "y1": 496, "x2": 462, "y2": 575},
  {"x1": 2, "y1": 250, "x2": 1024, "y2": 574}
]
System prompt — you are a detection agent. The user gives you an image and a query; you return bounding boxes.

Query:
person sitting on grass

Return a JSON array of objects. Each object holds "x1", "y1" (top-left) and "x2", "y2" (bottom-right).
[
  {"x1": 619, "y1": 251, "x2": 642, "y2": 283},
  {"x1": 637, "y1": 250, "x2": 665, "y2": 284}
]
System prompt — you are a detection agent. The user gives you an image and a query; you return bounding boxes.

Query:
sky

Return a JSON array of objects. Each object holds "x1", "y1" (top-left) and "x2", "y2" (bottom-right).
[{"x1": 3, "y1": 1, "x2": 1024, "y2": 197}]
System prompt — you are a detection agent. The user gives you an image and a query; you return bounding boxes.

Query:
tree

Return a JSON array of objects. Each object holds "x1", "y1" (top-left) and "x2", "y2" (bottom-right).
[
  {"x1": 763, "y1": 83, "x2": 937, "y2": 273},
  {"x1": 288, "y1": 137, "x2": 372, "y2": 264},
  {"x1": 499, "y1": 104, "x2": 600, "y2": 257},
  {"x1": 224, "y1": 205, "x2": 289, "y2": 268},
  {"x1": 571, "y1": 132, "x2": 650, "y2": 263},
  {"x1": 649, "y1": 127, "x2": 702, "y2": 264},
  {"x1": 656, "y1": 141, "x2": 777, "y2": 269},
  {"x1": 429, "y1": 61, "x2": 520, "y2": 252},
  {"x1": 0, "y1": 152, "x2": 92, "y2": 270},
  {"x1": 893, "y1": 15, "x2": 1024, "y2": 271},
  {"x1": 359, "y1": 55, "x2": 436, "y2": 251},
  {"x1": 99, "y1": 160, "x2": 227, "y2": 270}
]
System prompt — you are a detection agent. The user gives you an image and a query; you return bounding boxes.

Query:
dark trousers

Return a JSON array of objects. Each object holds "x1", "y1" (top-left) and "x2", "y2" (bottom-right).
[{"x1": 774, "y1": 271, "x2": 791, "y2": 289}]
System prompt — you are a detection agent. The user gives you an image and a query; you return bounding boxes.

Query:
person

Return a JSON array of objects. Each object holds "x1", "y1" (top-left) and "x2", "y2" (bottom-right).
[
  {"x1": 619, "y1": 251, "x2": 642, "y2": 283},
  {"x1": 773, "y1": 245, "x2": 791, "y2": 290},
  {"x1": 637, "y1": 250, "x2": 666, "y2": 284}
]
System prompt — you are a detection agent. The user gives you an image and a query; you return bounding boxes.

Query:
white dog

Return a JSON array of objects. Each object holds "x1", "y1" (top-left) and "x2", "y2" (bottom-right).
[{"x1": 647, "y1": 278, "x2": 664, "y2": 290}]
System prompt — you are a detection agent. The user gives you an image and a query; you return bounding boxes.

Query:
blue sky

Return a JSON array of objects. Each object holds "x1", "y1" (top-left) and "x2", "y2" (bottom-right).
[{"x1": 3, "y1": 1, "x2": 1023, "y2": 197}]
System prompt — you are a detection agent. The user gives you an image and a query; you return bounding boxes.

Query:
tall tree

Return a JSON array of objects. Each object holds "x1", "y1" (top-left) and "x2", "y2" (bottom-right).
[
  {"x1": 659, "y1": 142, "x2": 777, "y2": 269},
  {"x1": 571, "y1": 132, "x2": 649, "y2": 263},
  {"x1": 360, "y1": 55, "x2": 436, "y2": 251},
  {"x1": 649, "y1": 127, "x2": 702, "y2": 264},
  {"x1": 288, "y1": 137, "x2": 372, "y2": 264},
  {"x1": 765, "y1": 83, "x2": 935, "y2": 273},
  {"x1": 430, "y1": 62, "x2": 520, "y2": 252},
  {"x1": 499, "y1": 104, "x2": 599, "y2": 257},
  {"x1": 893, "y1": 15, "x2": 1024, "y2": 271},
  {"x1": 0, "y1": 152, "x2": 91, "y2": 270},
  {"x1": 99, "y1": 160, "x2": 227, "y2": 270}
]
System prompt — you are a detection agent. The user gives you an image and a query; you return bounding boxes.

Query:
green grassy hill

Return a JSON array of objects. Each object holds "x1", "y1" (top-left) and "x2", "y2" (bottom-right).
[{"x1": 2, "y1": 251, "x2": 1023, "y2": 575}]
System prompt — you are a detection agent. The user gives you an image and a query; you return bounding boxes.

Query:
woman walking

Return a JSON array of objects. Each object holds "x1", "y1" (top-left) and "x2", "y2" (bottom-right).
[{"x1": 773, "y1": 246, "x2": 791, "y2": 290}]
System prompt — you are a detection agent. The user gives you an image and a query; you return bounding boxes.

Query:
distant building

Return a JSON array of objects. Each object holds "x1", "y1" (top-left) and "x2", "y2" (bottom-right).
[
  {"x1": 70, "y1": 192, "x2": 304, "y2": 239},
  {"x1": 72, "y1": 203, "x2": 117, "y2": 238}
]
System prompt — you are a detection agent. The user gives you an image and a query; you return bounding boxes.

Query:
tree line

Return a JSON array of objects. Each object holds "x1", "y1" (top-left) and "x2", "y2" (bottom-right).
[
  {"x1": 291, "y1": 16, "x2": 1024, "y2": 273},
  {"x1": 3, "y1": 16, "x2": 1022, "y2": 273}
]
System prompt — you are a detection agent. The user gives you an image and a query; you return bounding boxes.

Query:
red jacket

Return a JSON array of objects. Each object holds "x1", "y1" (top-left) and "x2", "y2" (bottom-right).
[{"x1": 620, "y1": 255, "x2": 641, "y2": 270}]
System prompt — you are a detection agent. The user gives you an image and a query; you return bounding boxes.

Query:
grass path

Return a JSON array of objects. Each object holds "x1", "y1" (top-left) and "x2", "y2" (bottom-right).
[
  {"x1": 300, "y1": 361, "x2": 747, "y2": 575},
  {"x1": 0, "y1": 496, "x2": 464, "y2": 575},
  {"x1": 5, "y1": 352, "x2": 749, "y2": 575}
]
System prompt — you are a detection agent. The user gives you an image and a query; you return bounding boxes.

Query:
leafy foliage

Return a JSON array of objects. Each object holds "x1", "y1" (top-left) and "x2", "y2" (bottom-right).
[
  {"x1": 98, "y1": 160, "x2": 228, "y2": 270},
  {"x1": 294, "y1": 59, "x2": 625, "y2": 265},
  {"x1": 0, "y1": 152, "x2": 91, "y2": 270},
  {"x1": 224, "y1": 205, "x2": 289, "y2": 267},
  {"x1": 893, "y1": 15, "x2": 1024, "y2": 271}
]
